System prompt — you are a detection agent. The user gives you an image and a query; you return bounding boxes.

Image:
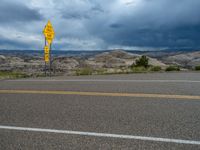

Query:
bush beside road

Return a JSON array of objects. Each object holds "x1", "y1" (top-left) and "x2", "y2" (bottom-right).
[{"x1": 0, "y1": 71, "x2": 29, "y2": 79}]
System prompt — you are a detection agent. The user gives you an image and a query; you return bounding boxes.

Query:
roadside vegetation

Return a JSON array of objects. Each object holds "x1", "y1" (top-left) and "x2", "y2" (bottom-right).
[
  {"x1": 0, "y1": 71, "x2": 30, "y2": 79},
  {"x1": 130, "y1": 55, "x2": 149, "y2": 73},
  {"x1": 165, "y1": 65, "x2": 180, "y2": 71},
  {"x1": 150, "y1": 66, "x2": 162, "y2": 72},
  {"x1": 130, "y1": 56, "x2": 162, "y2": 73},
  {"x1": 135, "y1": 55, "x2": 149, "y2": 68},
  {"x1": 75, "y1": 67, "x2": 93, "y2": 76},
  {"x1": 75, "y1": 56, "x2": 165, "y2": 75},
  {"x1": 2, "y1": 56, "x2": 196, "y2": 78},
  {"x1": 195, "y1": 66, "x2": 200, "y2": 71},
  {"x1": 131, "y1": 66, "x2": 150, "y2": 73}
]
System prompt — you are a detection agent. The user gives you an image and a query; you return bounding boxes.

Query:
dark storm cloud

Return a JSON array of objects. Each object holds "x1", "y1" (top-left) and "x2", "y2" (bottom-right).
[
  {"x1": 81, "y1": 0, "x2": 200, "y2": 49},
  {"x1": 62, "y1": 0, "x2": 104, "y2": 20},
  {"x1": 62, "y1": 13, "x2": 90, "y2": 20},
  {"x1": 0, "y1": 0, "x2": 43, "y2": 24},
  {"x1": 0, "y1": 35, "x2": 32, "y2": 49},
  {"x1": 109, "y1": 24, "x2": 124, "y2": 29},
  {"x1": 90, "y1": 5, "x2": 104, "y2": 13},
  {"x1": 1, "y1": 0, "x2": 200, "y2": 50}
]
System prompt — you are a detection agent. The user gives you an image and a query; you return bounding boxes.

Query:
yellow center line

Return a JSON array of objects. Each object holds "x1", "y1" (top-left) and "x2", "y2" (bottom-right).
[{"x1": 0, "y1": 89, "x2": 200, "y2": 100}]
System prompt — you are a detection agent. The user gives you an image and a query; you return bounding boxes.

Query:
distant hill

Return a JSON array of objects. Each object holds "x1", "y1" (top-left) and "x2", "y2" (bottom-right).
[
  {"x1": 0, "y1": 50, "x2": 104, "y2": 57},
  {"x1": 0, "y1": 50, "x2": 166, "y2": 76},
  {"x1": 0, "y1": 49, "x2": 200, "y2": 77},
  {"x1": 161, "y1": 51, "x2": 200, "y2": 68},
  {"x1": 0, "y1": 49, "x2": 199, "y2": 57},
  {"x1": 85, "y1": 50, "x2": 166, "y2": 69}
]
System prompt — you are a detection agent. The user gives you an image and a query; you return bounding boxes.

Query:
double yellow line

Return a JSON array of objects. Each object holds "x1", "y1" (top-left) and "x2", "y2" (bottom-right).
[{"x1": 0, "y1": 90, "x2": 200, "y2": 100}]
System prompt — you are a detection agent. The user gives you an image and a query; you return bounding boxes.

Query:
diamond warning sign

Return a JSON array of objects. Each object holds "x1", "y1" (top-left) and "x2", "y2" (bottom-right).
[{"x1": 43, "y1": 21, "x2": 55, "y2": 45}]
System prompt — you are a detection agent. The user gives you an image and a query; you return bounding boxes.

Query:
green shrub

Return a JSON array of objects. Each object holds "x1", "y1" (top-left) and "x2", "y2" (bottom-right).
[
  {"x1": 195, "y1": 66, "x2": 200, "y2": 71},
  {"x1": 165, "y1": 66, "x2": 180, "y2": 71},
  {"x1": 76, "y1": 67, "x2": 93, "y2": 75},
  {"x1": 131, "y1": 66, "x2": 148, "y2": 73},
  {"x1": 135, "y1": 55, "x2": 149, "y2": 68},
  {"x1": 96, "y1": 68, "x2": 107, "y2": 75},
  {"x1": 0, "y1": 71, "x2": 29, "y2": 79},
  {"x1": 151, "y1": 66, "x2": 162, "y2": 72}
]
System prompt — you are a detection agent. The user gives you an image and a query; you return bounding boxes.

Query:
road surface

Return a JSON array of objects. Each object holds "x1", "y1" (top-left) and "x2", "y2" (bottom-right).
[{"x1": 0, "y1": 72, "x2": 200, "y2": 149}]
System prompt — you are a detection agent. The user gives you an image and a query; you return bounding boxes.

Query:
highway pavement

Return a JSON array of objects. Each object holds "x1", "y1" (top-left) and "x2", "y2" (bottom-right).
[{"x1": 0, "y1": 72, "x2": 200, "y2": 149}]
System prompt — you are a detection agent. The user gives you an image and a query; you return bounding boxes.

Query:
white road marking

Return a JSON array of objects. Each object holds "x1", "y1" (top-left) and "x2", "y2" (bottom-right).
[
  {"x1": 5, "y1": 79, "x2": 200, "y2": 83},
  {"x1": 0, "y1": 125, "x2": 200, "y2": 145}
]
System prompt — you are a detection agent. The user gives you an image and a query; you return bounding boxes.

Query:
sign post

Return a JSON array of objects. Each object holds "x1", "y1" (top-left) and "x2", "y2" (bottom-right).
[
  {"x1": 44, "y1": 38, "x2": 47, "y2": 76},
  {"x1": 43, "y1": 20, "x2": 55, "y2": 77}
]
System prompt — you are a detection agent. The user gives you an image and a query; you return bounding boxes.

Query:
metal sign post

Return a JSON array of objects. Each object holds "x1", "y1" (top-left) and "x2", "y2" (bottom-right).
[
  {"x1": 44, "y1": 37, "x2": 47, "y2": 77},
  {"x1": 49, "y1": 43, "x2": 52, "y2": 77},
  {"x1": 44, "y1": 45, "x2": 49, "y2": 76},
  {"x1": 43, "y1": 20, "x2": 55, "y2": 77}
]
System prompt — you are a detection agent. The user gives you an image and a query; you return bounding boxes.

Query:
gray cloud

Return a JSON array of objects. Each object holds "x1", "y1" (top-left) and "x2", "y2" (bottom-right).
[
  {"x1": 63, "y1": 13, "x2": 89, "y2": 20},
  {"x1": 0, "y1": 35, "x2": 32, "y2": 49},
  {"x1": 61, "y1": 1, "x2": 104, "y2": 20},
  {"x1": 83, "y1": 0, "x2": 200, "y2": 49},
  {"x1": 0, "y1": 0, "x2": 43, "y2": 24},
  {"x1": 1, "y1": 0, "x2": 200, "y2": 50},
  {"x1": 109, "y1": 23, "x2": 124, "y2": 29}
]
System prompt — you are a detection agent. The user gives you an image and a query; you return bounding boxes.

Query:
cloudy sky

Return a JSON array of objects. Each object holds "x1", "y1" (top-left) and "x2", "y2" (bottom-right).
[{"x1": 0, "y1": 0, "x2": 200, "y2": 50}]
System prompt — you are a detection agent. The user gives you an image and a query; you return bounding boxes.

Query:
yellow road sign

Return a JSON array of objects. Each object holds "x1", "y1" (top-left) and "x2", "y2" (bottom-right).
[
  {"x1": 45, "y1": 34, "x2": 54, "y2": 45},
  {"x1": 44, "y1": 53, "x2": 49, "y2": 62},
  {"x1": 43, "y1": 20, "x2": 55, "y2": 45},
  {"x1": 44, "y1": 46, "x2": 49, "y2": 54},
  {"x1": 43, "y1": 20, "x2": 54, "y2": 33}
]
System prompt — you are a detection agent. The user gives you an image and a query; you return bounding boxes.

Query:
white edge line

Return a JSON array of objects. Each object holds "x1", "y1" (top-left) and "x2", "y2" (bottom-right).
[
  {"x1": 5, "y1": 79, "x2": 200, "y2": 83},
  {"x1": 0, "y1": 125, "x2": 200, "y2": 145}
]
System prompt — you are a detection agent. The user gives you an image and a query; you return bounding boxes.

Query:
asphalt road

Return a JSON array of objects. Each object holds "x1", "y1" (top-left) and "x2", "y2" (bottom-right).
[{"x1": 0, "y1": 72, "x2": 200, "y2": 150}]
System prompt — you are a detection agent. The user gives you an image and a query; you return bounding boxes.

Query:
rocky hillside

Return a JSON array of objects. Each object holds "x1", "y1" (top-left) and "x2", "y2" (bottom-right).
[
  {"x1": 162, "y1": 51, "x2": 200, "y2": 68},
  {"x1": 0, "y1": 50, "x2": 168, "y2": 76},
  {"x1": 0, "y1": 55, "x2": 44, "y2": 75},
  {"x1": 85, "y1": 50, "x2": 166, "y2": 69}
]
